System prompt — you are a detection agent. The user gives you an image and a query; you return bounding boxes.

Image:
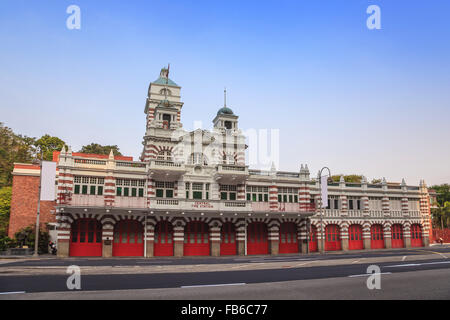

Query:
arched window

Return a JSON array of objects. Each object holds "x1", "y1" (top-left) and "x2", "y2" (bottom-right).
[
  {"x1": 190, "y1": 153, "x2": 208, "y2": 165},
  {"x1": 159, "y1": 88, "x2": 172, "y2": 96},
  {"x1": 157, "y1": 150, "x2": 172, "y2": 161}
]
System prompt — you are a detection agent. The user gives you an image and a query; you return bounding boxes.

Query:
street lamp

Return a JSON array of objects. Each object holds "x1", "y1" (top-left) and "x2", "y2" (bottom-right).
[
  {"x1": 318, "y1": 167, "x2": 332, "y2": 254},
  {"x1": 32, "y1": 147, "x2": 43, "y2": 257}
]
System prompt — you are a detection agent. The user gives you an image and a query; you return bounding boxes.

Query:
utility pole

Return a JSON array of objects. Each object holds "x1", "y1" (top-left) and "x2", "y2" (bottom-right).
[
  {"x1": 33, "y1": 148, "x2": 43, "y2": 257},
  {"x1": 318, "y1": 167, "x2": 332, "y2": 254}
]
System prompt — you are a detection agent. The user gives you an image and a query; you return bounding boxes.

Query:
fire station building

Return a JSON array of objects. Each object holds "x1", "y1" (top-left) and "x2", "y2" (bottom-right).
[{"x1": 9, "y1": 67, "x2": 432, "y2": 257}]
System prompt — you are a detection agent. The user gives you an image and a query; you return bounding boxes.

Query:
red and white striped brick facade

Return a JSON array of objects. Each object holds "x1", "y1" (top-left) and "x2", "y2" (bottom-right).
[{"x1": 7, "y1": 67, "x2": 433, "y2": 258}]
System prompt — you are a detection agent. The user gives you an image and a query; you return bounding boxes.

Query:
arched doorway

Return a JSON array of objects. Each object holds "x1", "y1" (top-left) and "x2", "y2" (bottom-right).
[
  {"x1": 325, "y1": 224, "x2": 341, "y2": 251},
  {"x1": 279, "y1": 222, "x2": 298, "y2": 254},
  {"x1": 309, "y1": 225, "x2": 318, "y2": 252},
  {"x1": 70, "y1": 219, "x2": 102, "y2": 257},
  {"x1": 154, "y1": 220, "x2": 174, "y2": 256},
  {"x1": 184, "y1": 221, "x2": 210, "y2": 256},
  {"x1": 348, "y1": 224, "x2": 364, "y2": 250},
  {"x1": 411, "y1": 224, "x2": 423, "y2": 247},
  {"x1": 220, "y1": 222, "x2": 237, "y2": 255},
  {"x1": 391, "y1": 224, "x2": 404, "y2": 248},
  {"x1": 247, "y1": 222, "x2": 268, "y2": 255},
  {"x1": 112, "y1": 220, "x2": 144, "y2": 257},
  {"x1": 371, "y1": 224, "x2": 385, "y2": 249}
]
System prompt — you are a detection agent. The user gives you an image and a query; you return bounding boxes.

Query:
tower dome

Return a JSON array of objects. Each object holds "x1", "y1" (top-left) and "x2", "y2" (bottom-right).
[{"x1": 217, "y1": 106, "x2": 234, "y2": 116}]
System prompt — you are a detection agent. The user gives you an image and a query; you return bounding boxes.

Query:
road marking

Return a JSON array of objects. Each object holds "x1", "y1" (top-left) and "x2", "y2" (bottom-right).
[
  {"x1": 412, "y1": 249, "x2": 448, "y2": 259},
  {"x1": 0, "y1": 291, "x2": 26, "y2": 295},
  {"x1": 348, "y1": 273, "x2": 391, "y2": 278},
  {"x1": 181, "y1": 283, "x2": 246, "y2": 288},
  {"x1": 402, "y1": 256, "x2": 407, "y2": 261},
  {"x1": 352, "y1": 260, "x2": 360, "y2": 264},
  {"x1": 385, "y1": 261, "x2": 450, "y2": 268}
]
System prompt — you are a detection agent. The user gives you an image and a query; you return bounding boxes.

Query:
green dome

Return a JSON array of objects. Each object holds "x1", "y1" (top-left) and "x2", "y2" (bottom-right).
[{"x1": 217, "y1": 106, "x2": 234, "y2": 116}]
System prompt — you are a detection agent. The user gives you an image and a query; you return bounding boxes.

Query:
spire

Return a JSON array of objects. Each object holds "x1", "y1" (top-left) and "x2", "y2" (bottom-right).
[
  {"x1": 109, "y1": 149, "x2": 114, "y2": 160},
  {"x1": 60, "y1": 146, "x2": 66, "y2": 156},
  {"x1": 66, "y1": 146, "x2": 72, "y2": 156}
]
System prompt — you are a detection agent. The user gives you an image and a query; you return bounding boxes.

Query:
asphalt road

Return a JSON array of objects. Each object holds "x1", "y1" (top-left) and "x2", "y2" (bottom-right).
[
  {"x1": 0, "y1": 246, "x2": 449, "y2": 299},
  {"x1": 1, "y1": 245, "x2": 449, "y2": 268}
]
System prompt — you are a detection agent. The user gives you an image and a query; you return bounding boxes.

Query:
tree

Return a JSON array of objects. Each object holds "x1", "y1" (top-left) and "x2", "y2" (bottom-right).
[
  {"x1": 79, "y1": 143, "x2": 122, "y2": 156},
  {"x1": 430, "y1": 184, "x2": 450, "y2": 206},
  {"x1": 0, "y1": 123, "x2": 36, "y2": 188},
  {"x1": 34, "y1": 134, "x2": 66, "y2": 161},
  {"x1": 0, "y1": 187, "x2": 12, "y2": 235},
  {"x1": 431, "y1": 201, "x2": 450, "y2": 229}
]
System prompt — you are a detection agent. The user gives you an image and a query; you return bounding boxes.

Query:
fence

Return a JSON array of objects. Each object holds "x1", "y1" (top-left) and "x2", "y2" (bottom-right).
[{"x1": 432, "y1": 229, "x2": 450, "y2": 243}]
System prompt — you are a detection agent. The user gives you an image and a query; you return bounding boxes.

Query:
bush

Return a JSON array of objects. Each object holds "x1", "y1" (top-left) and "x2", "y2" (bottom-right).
[
  {"x1": 0, "y1": 235, "x2": 16, "y2": 251},
  {"x1": 14, "y1": 226, "x2": 49, "y2": 254}
]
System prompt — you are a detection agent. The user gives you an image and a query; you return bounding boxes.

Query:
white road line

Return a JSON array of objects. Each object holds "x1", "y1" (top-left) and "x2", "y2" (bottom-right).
[
  {"x1": 351, "y1": 260, "x2": 360, "y2": 264},
  {"x1": 402, "y1": 256, "x2": 407, "y2": 261},
  {"x1": 385, "y1": 261, "x2": 450, "y2": 268},
  {"x1": 181, "y1": 283, "x2": 246, "y2": 288},
  {"x1": 348, "y1": 273, "x2": 391, "y2": 278},
  {"x1": 0, "y1": 291, "x2": 26, "y2": 295}
]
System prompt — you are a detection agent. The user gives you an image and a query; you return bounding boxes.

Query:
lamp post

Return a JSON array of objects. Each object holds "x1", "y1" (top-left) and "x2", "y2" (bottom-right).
[
  {"x1": 32, "y1": 147, "x2": 43, "y2": 257},
  {"x1": 318, "y1": 167, "x2": 332, "y2": 254}
]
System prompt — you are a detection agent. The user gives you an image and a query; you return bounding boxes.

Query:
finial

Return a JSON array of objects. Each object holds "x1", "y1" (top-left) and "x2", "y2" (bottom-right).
[
  {"x1": 60, "y1": 146, "x2": 66, "y2": 155},
  {"x1": 401, "y1": 178, "x2": 406, "y2": 186},
  {"x1": 66, "y1": 146, "x2": 72, "y2": 155},
  {"x1": 109, "y1": 149, "x2": 114, "y2": 160},
  {"x1": 340, "y1": 175, "x2": 345, "y2": 183},
  {"x1": 224, "y1": 87, "x2": 227, "y2": 107}
]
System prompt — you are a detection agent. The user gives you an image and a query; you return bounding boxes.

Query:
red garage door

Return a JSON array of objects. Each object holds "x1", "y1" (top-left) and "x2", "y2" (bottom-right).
[
  {"x1": 220, "y1": 222, "x2": 236, "y2": 256},
  {"x1": 113, "y1": 220, "x2": 144, "y2": 257},
  {"x1": 371, "y1": 224, "x2": 385, "y2": 249},
  {"x1": 348, "y1": 224, "x2": 364, "y2": 250},
  {"x1": 184, "y1": 221, "x2": 210, "y2": 256},
  {"x1": 154, "y1": 221, "x2": 174, "y2": 256},
  {"x1": 247, "y1": 222, "x2": 268, "y2": 255},
  {"x1": 279, "y1": 222, "x2": 298, "y2": 254},
  {"x1": 70, "y1": 219, "x2": 102, "y2": 257},
  {"x1": 391, "y1": 224, "x2": 404, "y2": 248},
  {"x1": 309, "y1": 225, "x2": 318, "y2": 252},
  {"x1": 325, "y1": 224, "x2": 341, "y2": 251},
  {"x1": 411, "y1": 224, "x2": 423, "y2": 247}
]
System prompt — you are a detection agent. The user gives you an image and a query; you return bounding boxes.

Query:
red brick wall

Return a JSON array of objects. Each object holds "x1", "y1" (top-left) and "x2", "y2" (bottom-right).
[{"x1": 8, "y1": 174, "x2": 56, "y2": 238}]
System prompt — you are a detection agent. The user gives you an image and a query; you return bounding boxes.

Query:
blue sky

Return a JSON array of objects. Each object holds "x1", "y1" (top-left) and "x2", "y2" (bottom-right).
[{"x1": 1, "y1": 0, "x2": 449, "y2": 185}]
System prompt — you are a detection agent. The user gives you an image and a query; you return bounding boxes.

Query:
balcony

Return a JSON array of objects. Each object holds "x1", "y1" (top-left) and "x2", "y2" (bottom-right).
[
  {"x1": 114, "y1": 196, "x2": 147, "y2": 208},
  {"x1": 115, "y1": 161, "x2": 147, "y2": 173},
  {"x1": 215, "y1": 164, "x2": 249, "y2": 184},
  {"x1": 278, "y1": 203, "x2": 300, "y2": 213},
  {"x1": 148, "y1": 160, "x2": 187, "y2": 181},
  {"x1": 148, "y1": 198, "x2": 251, "y2": 213},
  {"x1": 71, "y1": 195, "x2": 105, "y2": 207}
]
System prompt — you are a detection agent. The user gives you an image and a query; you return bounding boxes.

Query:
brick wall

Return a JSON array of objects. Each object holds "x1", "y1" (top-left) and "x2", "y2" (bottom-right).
[{"x1": 8, "y1": 174, "x2": 56, "y2": 238}]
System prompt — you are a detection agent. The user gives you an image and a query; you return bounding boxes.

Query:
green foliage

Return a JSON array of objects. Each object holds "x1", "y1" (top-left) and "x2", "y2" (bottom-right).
[
  {"x1": 0, "y1": 231, "x2": 16, "y2": 251},
  {"x1": 431, "y1": 201, "x2": 450, "y2": 229},
  {"x1": 0, "y1": 123, "x2": 36, "y2": 188},
  {"x1": 79, "y1": 143, "x2": 122, "y2": 156},
  {"x1": 430, "y1": 184, "x2": 450, "y2": 207},
  {"x1": 14, "y1": 226, "x2": 49, "y2": 254},
  {"x1": 331, "y1": 175, "x2": 363, "y2": 183},
  {"x1": 371, "y1": 179, "x2": 382, "y2": 184},
  {"x1": 0, "y1": 187, "x2": 12, "y2": 234},
  {"x1": 34, "y1": 134, "x2": 66, "y2": 161}
]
